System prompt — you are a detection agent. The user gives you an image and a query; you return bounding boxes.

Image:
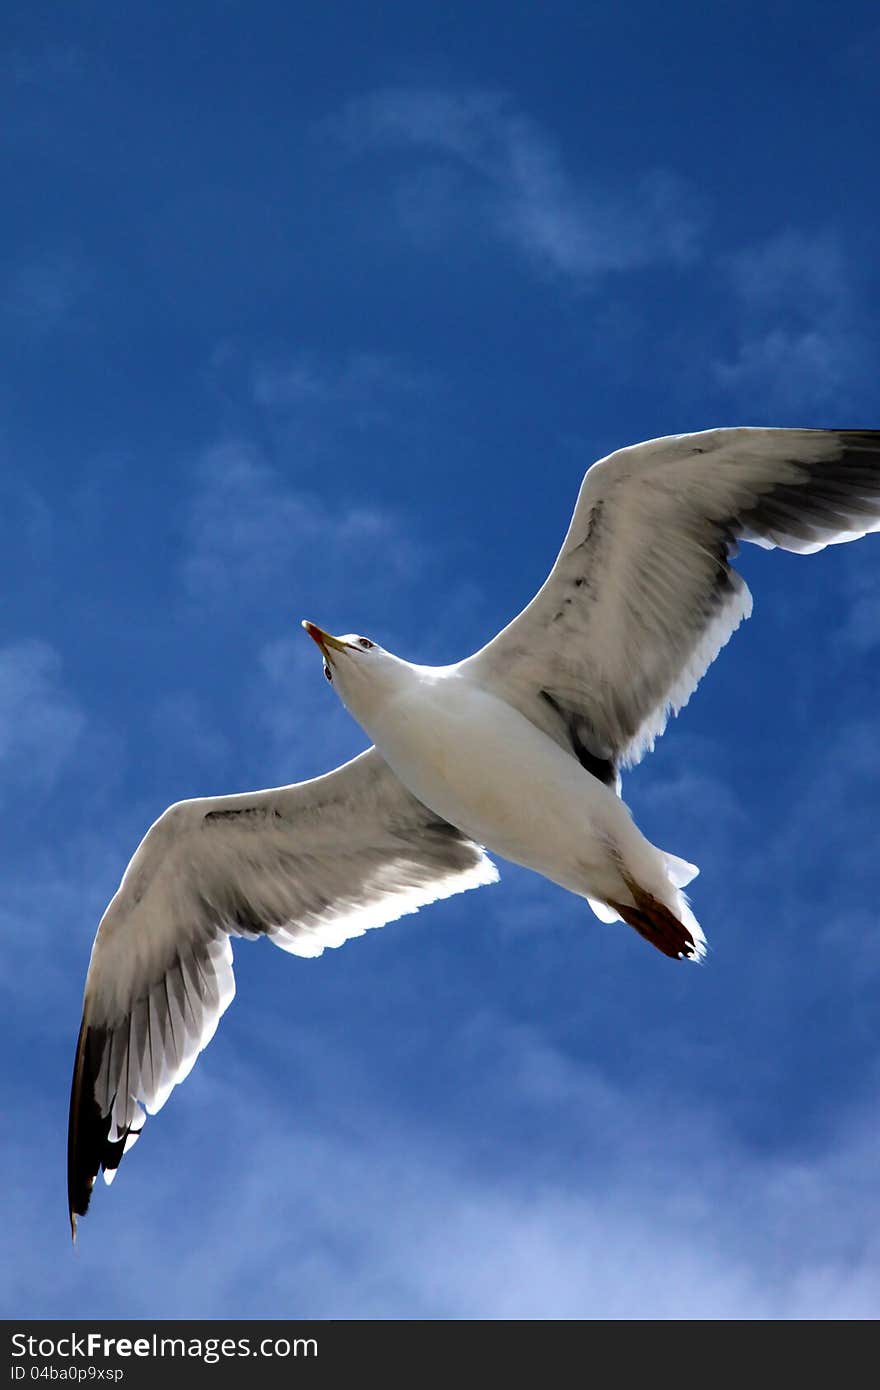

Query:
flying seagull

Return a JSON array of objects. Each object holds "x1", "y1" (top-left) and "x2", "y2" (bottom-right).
[{"x1": 68, "y1": 426, "x2": 880, "y2": 1235}]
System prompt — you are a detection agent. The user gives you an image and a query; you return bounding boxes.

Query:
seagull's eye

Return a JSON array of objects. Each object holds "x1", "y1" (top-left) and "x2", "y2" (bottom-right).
[
  {"x1": 323, "y1": 662, "x2": 332, "y2": 682},
  {"x1": 357, "y1": 637, "x2": 374, "y2": 650}
]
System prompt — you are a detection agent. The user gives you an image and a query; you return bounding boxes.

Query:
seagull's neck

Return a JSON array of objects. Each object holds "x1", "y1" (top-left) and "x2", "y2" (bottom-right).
[{"x1": 339, "y1": 658, "x2": 462, "y2": 746}]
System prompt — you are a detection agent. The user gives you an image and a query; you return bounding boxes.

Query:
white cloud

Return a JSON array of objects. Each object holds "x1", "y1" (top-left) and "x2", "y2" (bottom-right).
[
  {"x1": 766, "y1": 714, "x2": 880, "y2": 892},
  {"x1": 0, "y1": 834, "x2": 123, "y2": 1014},
  {"x1": 247, "y1": 636, "x2": 366, "y2": 783},
  {"x1": 252, "y1": 351, "x2": 433, "y2": 431},
  {"x1": 714, "y1": 229, "x2": 868, "y2": 415},
  {"x1": 329, "y1": 88, "x2": 704, "y2": 284},
  {"x1": 6, "y1": 252, "x2": 92, "y2": 340},
  {"x1": 840, "y1": 560, "x2": 880, "y2": 652},
  {"x1": 150, "y1": 691, "x2": 232, "y2": 772},
  {"x1": 0, "y1": 471, "x2": 52, "y2": 556},
  {"x1": 9, "y1": 1020, "x2": 879, "y2": 1319},
  {"x1": 636, "y1": 760, "x2": 746, "y2": 848},
  {"x1": 0, "y1": 640, "x2": 84, "y2": 801},
  {"x1": 243, "y1": 348, "x2": 441, "y2": 493},
  {"x1": 726, "y1": 230, "x2": 851, "y2": 318},
  {"x1": 2, "y1": 44, "x2": 83, "y2": 87},
  {"x1": 716, "y1": 328, "x2": 857, "y2": 416},
  {"x1": 181, "y1": 440, "x2": 419, "y2": 609}
]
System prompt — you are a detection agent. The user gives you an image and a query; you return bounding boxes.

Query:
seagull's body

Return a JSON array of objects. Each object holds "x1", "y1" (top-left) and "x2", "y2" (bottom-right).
[
  {"x1": 354, "y1": 664, "x2": 698, "y2": 949},
  {"x1": 68, "y1": 426, "x2": 880, "y2": 1235}
]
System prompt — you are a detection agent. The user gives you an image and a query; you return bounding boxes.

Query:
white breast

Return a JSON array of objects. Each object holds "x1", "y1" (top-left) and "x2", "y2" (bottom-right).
[{"x1": 366, "y1": 674, "x2": 618, "y2": 883}]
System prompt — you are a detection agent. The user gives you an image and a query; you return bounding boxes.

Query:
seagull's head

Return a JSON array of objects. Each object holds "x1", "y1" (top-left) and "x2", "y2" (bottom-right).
[{"x1": 301, "y1": 620, "x2": 412, "y2": 725}]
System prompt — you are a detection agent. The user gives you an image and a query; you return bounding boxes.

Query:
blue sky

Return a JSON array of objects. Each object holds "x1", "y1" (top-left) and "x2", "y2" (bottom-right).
[{"x1": 4, "y1": 1, "x2": 880, "y2": 1319}]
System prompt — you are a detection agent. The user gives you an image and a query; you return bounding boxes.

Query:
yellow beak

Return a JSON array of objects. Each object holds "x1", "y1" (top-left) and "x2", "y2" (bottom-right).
[{"x1": 301, "y1": 621, "x2": 348, "y2": 658}]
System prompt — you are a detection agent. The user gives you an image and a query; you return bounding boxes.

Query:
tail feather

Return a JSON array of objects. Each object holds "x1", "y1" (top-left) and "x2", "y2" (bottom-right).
[
  {"x1": 661, "y1": 850, "x2": 700, "y2": 889},
  {"x1": 607, "y1": 875, "x2": 705, "y2": 961},
  {"x1": 586, "y1": 895, "x2": 620, "y2": 924}
]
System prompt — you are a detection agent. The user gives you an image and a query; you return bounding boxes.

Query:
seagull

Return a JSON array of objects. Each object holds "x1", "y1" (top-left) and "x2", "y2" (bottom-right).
[{"x1": 68, "y1": 426, "x2": 880, "y2": 1235}]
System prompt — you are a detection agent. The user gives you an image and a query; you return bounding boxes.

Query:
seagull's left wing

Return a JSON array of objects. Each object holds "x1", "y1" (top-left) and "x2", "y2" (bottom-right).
[
  {"x1": 68, "y1": 748, "x2": 496, "y2": 1234},
  {"x1": 462, "y1": 428, "x2": 880, "y2": 782}
]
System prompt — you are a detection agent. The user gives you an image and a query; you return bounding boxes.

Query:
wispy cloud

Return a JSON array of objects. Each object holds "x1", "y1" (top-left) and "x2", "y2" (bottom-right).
[
  {"x1": 248, "y1": 636, "x2": 365, "y2": 783},
  {"x1": 766, "y1": 713, "x2": 880, "y2": 901},
  {"x1": 181, "y1": 440, "x2": 419, "y2": 611},
  {"x1": 714, "y1": 229, "x2": 870, "y2": 416},
  {"x1": 1, "y1": 43, "x2": 84, "y2": 87},
  {"x1": 9, "y1": 1020, "x2": 879, "y2": 1319},
  {"x1": 0, "y1": 832, "x2": 125, "y2": 1017},
  {"x1": 328, "y1": 88, "x2": 704, "y2": 284},
  {"x1": 840, "y1": 564, "x2": 880, "y2": 652},
  {"x1": 149, "y1": 691, "x2": 232, "y2": 773},
  {"x1": 252, "y1": 351, "x2": 433, "y2": 430},
  {"x1": 6, "y1": 252, "x2": 92, "y2": 340},
  {"x1": 0, "y1": 640, "x2": 84, "y2": 802},
  {"x1": 635, "y1": 756, "x2": 747, "y2": 853},
  {"x1": 0, "y1": 472, "x2": 53, "y2": 566}
]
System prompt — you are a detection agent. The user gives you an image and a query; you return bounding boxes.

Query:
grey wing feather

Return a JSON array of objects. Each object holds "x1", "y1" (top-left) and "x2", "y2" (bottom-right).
[
  {"x1": 463, "y1": 428, "x2": 880, "y2": 776},
  {"x1": 68, "y1": 749, "x2": 497, "y2": 1234}
]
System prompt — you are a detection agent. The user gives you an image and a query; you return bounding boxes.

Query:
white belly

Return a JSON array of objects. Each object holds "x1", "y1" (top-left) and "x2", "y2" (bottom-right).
[{"x1": 367, "y1": 677, "x2": 628, "y2": 896}]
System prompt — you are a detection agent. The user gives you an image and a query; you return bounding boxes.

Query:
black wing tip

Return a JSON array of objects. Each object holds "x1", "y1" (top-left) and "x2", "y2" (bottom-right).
[
  {"x1": 799, "y1": 428, "x2": 880, "y2": 457},
  {"x1": 753, "y1": 427, "x2": 880, "y2": 437},
  {"x1": 68, "y1": 1017, "x2": 99, "y2": 1236},
  {"x1": 733, "y1": 427, "x2": 880, "y2": 453},
  {"x1": 822, "y1": 428, "x2": 880, "y2": 453},
  {"x1": 818, "y1": 428, "x2": 880, "y2": 437},
  {"x1": 67, "y1": 1019, "x2": 128, "y2": 1239}
]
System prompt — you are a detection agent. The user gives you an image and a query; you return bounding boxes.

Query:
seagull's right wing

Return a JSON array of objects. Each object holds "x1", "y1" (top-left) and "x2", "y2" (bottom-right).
[
  {"x1": 68, "y1": 748, "x2": 496, "y2": 1234},
  {"x1": 463, "y1": 428, "x2": 880, "y2": 783}
]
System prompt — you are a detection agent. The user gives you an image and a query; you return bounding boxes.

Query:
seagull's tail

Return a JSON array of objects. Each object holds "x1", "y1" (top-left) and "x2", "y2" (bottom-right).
[
  {"x1": 583, "y1": 808, "x2": 705, "y2": 959},
  {"x1": 587, "y1": 848, "x2": 704, "y2": 961},
  {"x1": 661, "y1": 850, "x2": 699, "y2": 890},
  {"x1": 607, "y1": 872, "x2": 705, "y2": 961}
]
